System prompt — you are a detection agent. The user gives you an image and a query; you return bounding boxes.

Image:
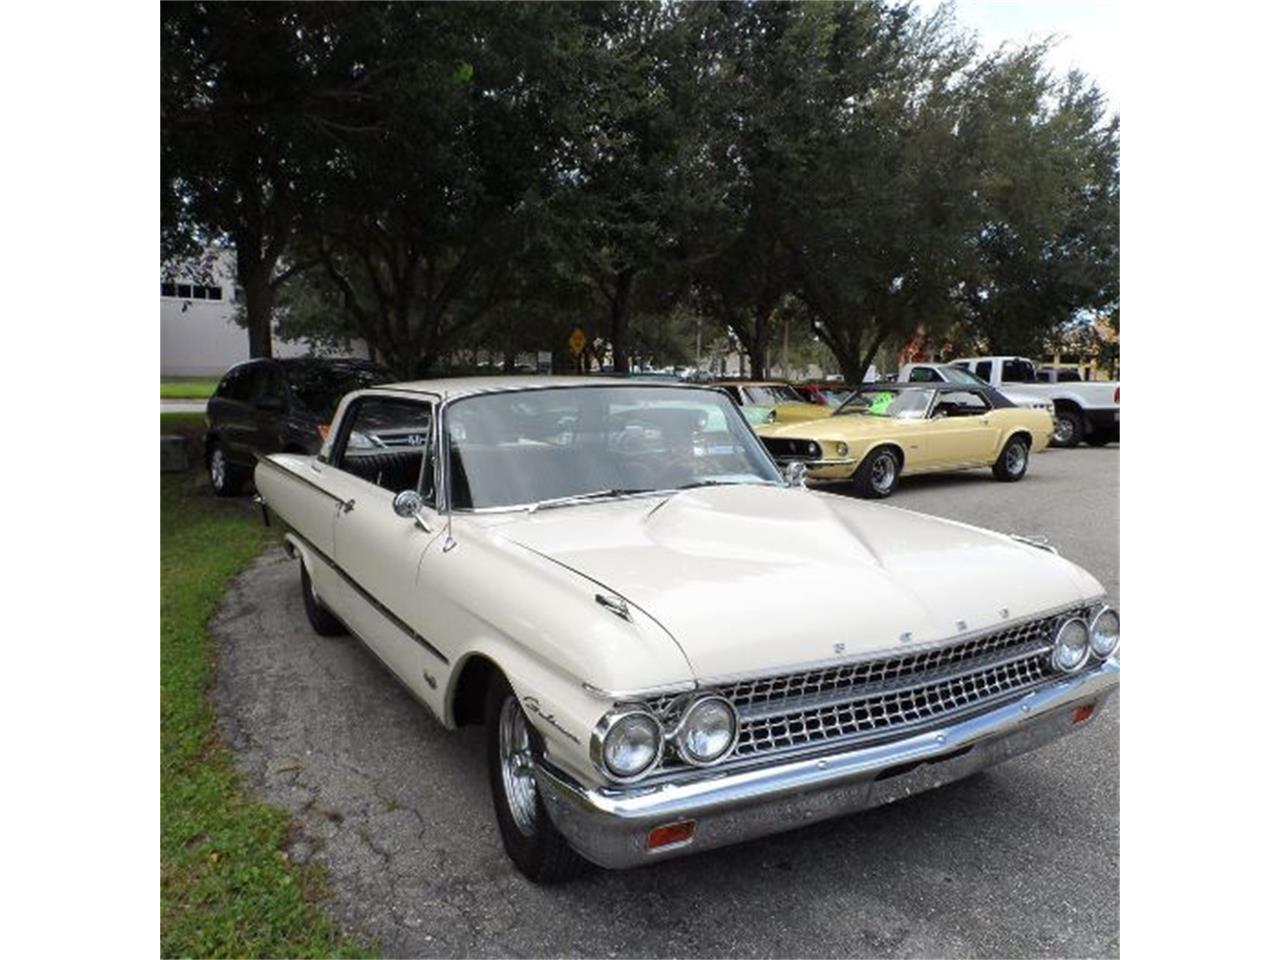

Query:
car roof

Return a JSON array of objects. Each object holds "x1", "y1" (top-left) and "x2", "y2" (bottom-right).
[{"x1": 369, "y1": 375, "x2": 722, "y2": 400}]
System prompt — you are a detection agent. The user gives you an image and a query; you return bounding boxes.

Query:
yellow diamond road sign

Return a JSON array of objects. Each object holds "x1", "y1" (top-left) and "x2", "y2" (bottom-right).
[{"x1": 568, "y1": 327, "x2": 587, "y2": 355}]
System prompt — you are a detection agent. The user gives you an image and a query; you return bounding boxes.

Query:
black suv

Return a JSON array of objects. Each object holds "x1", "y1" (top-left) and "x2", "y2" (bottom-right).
[{"x1": 205, "y1": 357, "x2": 393, "y2": 496}]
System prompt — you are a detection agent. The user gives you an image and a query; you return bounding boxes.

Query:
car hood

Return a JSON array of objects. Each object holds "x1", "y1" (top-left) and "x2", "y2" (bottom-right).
[
  {"x1": 758, "y1": 415, "x2": 913, "y2": 442},
  {"x1": 488, "y1": 485, "x2": 1102, "y2": 681}
]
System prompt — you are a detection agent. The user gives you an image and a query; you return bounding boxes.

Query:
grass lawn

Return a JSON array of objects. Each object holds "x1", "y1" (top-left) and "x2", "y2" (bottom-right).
[
  {"x1": 161, "y1": 415, "x2": 370, "y2": 957},
  {"x1": 162, "y1": 377, "x2": 220, "y2": 399}
]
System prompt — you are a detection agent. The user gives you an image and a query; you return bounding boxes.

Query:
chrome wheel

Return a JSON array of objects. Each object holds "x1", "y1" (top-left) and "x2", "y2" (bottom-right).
[
  {"x1": 1052, "y1": 417, "x2": 1074, "y2": 445},
  {"x1": 1005, "y1": 442, "x2": 1027, "y2": 476},
  {"x1": 870, "y1": 452, "x2": 896, "y2": 494},
  {"x1": 498, "y1": 696, "x2": 538, "y2": 837},
  {"x1": 210, "y1": 447, "x2": 227, "y2": 490}
]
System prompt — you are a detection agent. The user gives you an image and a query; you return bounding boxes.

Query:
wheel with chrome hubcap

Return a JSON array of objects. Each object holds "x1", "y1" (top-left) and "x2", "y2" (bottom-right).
[
  {"x1": 1050, "y1": 410, "x2": 1084, "y2": 448},
  {"x1": 851, "y1": 445, "x2": 900, "y2": 499},
  {"x1": 992, "y1": 435, "x2": 1030, "y2": 481},
  {"x1": 485, "y1": 675, "x2": 587, "y2": 883}
]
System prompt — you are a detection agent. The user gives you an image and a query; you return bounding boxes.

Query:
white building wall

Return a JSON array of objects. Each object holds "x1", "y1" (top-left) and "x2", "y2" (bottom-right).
[{"x1": 160, "y1": 248, "x2": 370, "y2": 377}]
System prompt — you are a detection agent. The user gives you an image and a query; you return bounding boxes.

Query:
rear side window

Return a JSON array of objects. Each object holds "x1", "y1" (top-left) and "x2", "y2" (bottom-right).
[
  {"x1": 908, "y1": 367, "x2": 941, "y2": 382},
  {"x1": 216, "y1": 366, "x2": 254, "y2": 402},
  {"x1": 334, "y1": 397, "x2": 435, "y2": 501},
  {"x1": 1057, "y1": 369, "x2": 1081, "y2": 382},
  {"x1": 1001, "y1": 359, "x2": 1036, "y2": 383}
]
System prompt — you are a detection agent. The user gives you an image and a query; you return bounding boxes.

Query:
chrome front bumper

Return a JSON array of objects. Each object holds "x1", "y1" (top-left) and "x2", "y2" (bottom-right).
[{"x1": 536, "y1": 659, "x2": 1118, "y2": 869}]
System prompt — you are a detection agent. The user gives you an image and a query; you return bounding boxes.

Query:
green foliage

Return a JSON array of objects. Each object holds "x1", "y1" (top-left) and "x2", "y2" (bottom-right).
[
  {"x1": 164, "y1": 1, "x2": 1119, "y2": 379},
  {"x1": 160, "y1": 448, "x2": 371, "y2": 957}
]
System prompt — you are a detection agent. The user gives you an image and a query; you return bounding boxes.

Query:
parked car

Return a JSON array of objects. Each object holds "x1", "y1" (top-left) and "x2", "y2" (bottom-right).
[
  {"x1": 947, "y1": 356, "x2": 1119, "y2": 447},
  {"x1": 756, "y1": 383, "x2": 1054, "y2": 498},
  {"x1": 794, "y1": 381, "x2": 855, "y2": 406},
  {"x1": 896, "y1": 362, "x2": 1055, "y2": 416},
  {"x1": 205, "y1": 357, "x2": 393, "y2": 496},
  {"x1": 713, "y1": 380, "x2": 832, "y2": 423},
  {"x1": 255, "y1": 376, "x2": 1119, "y2": 881}
]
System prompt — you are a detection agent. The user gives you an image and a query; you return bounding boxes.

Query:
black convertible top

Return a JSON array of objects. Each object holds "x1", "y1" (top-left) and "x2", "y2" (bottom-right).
[{"x1": 842, "y1": 382, "x2": 1016, "y2": 411}]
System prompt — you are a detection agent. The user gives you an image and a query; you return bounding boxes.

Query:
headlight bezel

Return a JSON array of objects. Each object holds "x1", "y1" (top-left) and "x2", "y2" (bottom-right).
[
  {"x1": 834, "y1": 441, "x2": 850, "y2": 457},
  {"x1": 1088, "y1": 606, "x2": 1120, "y2": 659},
  {"x1": 1050, "y1": 616, "x2": 1091, "y2": 673},
  {"x1": 591, "y1": 707, "x2": 663, "y2": 783},
  {"x1": 673, "y1": 694, "x2": 740, "y2": 767}
]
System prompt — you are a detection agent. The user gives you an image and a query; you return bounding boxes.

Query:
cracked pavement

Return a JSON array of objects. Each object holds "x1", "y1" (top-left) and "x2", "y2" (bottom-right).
[{"x1": 213, "y1": 446, "x2": 1118, "y2": 958}]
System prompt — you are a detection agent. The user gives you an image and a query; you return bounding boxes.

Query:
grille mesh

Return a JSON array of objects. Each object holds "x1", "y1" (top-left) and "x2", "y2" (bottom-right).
[{"x1": 647, "y1": 610, "x2": 1078, "y2": 768}]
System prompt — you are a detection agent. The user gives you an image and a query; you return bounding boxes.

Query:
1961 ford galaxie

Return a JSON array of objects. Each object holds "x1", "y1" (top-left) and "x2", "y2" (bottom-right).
[{"x1": 254, "y1": 377, "x2": 1119, "y2": 882}]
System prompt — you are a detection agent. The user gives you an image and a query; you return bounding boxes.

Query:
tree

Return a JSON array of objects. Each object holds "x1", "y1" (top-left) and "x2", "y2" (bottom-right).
[
  {"x1": 284, "y1": 2, "x2": 584, "y2": 378},
  {"x1": 766, "y1": 3, "x2": 980, "y2": 384},
  {"x1": 956, "y1": 51, "x2": 1120, "y2": 356},
  {"x1": 161, "y1": 2, "x2": 340, "y2": 357}
]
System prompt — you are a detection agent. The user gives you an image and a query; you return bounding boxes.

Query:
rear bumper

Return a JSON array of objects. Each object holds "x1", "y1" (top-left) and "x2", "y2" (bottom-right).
[{"x1": 536, "y1": 658, "x2": 1118, "y2": 869}]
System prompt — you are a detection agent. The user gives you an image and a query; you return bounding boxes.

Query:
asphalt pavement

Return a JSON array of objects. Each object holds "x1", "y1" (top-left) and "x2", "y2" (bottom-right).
[{"x1": 213, "y1": 444, "x2": 1119, "y2": 958}]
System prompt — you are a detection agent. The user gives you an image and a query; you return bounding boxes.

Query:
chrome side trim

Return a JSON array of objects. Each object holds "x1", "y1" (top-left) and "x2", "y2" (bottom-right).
[{"x1": 279, "y1": 522, "x2": 449, "y2": 666}]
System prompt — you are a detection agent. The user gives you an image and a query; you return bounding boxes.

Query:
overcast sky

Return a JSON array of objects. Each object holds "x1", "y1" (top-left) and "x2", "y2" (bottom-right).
[{"x1": 918, "y1": 1, "x2": 1121, "y2": 114}]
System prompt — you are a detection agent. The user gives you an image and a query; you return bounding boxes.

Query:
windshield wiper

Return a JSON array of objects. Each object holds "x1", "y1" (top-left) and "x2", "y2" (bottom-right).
[
  {"x1": 527, "y1": 488, "x2": 656, "y2": 513},
  {"x1": 673, "y1": 477, "x2": 775, "y2": 491}
]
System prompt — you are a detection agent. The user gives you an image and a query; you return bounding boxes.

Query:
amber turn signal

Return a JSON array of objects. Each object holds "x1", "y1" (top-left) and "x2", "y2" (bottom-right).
[{"x1": 647, "y1": 820, "x2": 696, "y2": 850}]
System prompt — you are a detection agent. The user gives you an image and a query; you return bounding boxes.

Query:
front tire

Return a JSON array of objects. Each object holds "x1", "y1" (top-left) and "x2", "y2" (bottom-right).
[
  {"x1": 301, "y1": 563, "x2": 345, "y2": 636},
  {"x1": 851, "y1": 446, "x2": 900, "y2": 499},
  {"x1": 208, "y1": 441, "x2": 246, "y2": 497},
  {"x1": 1050, "y1": 410, "x2": 1084, "y2": 448},
  {"x1": 485, "y1": 676, "x2": 587, "y2": 883},
  {"x1": 992, "y1": 435, "x2": 1030, "y2": 481}
]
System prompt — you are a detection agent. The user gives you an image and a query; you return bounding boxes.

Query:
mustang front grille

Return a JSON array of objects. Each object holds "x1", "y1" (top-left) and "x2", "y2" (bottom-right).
[{"x1": 647, "y1": 609, "x2": 1083, "y2": 770}]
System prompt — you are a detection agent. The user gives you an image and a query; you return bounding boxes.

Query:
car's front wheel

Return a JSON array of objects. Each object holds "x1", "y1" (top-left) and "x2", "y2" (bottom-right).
[
  {"x1": 208, "y1": 441, "x2": 246, "y2": 497},
  {"x1": 485, "y1": 675, "x2": 587, "y2": 883},
  {"x1": 851, "y1": 446, "x2": 900, "y2": 499},
  {"x1": 300, "y1": 562, "x2": 345, "y2": 636},
  {"x1": 992, "y1": 435, "x2": 1030, "y2": 481}
]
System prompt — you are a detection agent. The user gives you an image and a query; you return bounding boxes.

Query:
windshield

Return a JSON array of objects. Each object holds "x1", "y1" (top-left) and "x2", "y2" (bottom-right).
[
  {"x1": 446, "y1": 386, "x2": 781, "y2": 509},
  {"x1": 941, "y1": 366, "x2": 986, "y2": 385},
  {"x1": 742, "y1": 384, "x2": 804, "y2": 405},
  {"x1": 288, "y1": 364, "x2": 394, "y2": 418},
  {"x1": 835, "y1": 387, "x2": 935, "y2": 419}
]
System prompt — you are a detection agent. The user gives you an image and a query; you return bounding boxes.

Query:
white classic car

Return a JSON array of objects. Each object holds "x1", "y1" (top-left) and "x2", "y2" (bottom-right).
[{"x1": 254, "y1": 377, "x2": 1119, "y2": 882}]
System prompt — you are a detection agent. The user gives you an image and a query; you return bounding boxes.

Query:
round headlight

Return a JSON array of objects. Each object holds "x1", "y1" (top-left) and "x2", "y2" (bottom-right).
[
  {"x1": 835, "y1": 441, "x2": 849, "y2": 457},
  {"x1": 598, "y1": 711, "x2": 661, "y2": 780},
  {"x1": 675, "y1": 696, "x2": 738, "y2": 766},
  {"x1": 1089, "y1": 607, "x2": 1120, "y2": 658},
  {"x1": 1051, "y1": 617, "x2": 1090, "y2": 673}
]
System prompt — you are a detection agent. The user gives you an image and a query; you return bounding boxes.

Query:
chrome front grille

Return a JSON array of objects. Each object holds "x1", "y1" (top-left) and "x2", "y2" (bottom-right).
[{"x1": 648, "y1": 609, "x2": 1081, "y2": 770}]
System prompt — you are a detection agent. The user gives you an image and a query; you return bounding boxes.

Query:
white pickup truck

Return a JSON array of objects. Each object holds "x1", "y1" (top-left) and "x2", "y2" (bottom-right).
[{"x1": 947, "y1": 356, "x2": 1119, "y2": 447}]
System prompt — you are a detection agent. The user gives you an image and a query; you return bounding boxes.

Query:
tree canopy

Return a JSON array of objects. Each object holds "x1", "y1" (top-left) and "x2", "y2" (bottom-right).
[{"x1": 161, "y1": 1, "x2": 1119, "y2": 379}]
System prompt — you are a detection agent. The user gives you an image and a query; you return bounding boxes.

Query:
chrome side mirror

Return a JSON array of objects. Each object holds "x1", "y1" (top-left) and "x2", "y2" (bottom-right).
[
  {"x1": 393, "y1": 489, "x2": 423, "y2": 518},
  {"x1": 784, "y1": 461, "x2": 807, "y2": 488}
]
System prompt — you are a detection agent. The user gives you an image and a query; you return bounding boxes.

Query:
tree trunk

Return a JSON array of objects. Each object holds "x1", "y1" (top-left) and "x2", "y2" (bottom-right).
[
  {"x1": 609, "y1": 268, "x2": 635, "y2": 374},
  {"x1": 236, "y1": 250, "x2": 275, "y2": 360}
]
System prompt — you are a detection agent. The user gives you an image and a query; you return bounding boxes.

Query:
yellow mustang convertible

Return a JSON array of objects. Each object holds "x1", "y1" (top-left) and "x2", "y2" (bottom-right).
[{"x1": 755, "y1": 383, "x2": 1054, "y2": 498}]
